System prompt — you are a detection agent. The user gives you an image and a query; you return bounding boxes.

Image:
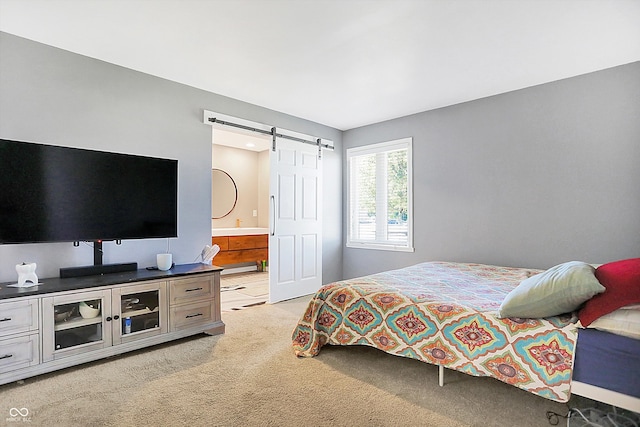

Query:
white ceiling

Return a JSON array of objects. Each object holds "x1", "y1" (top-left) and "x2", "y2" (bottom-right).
[
  {"x1": 1, "y1": 0, "x2": 639, "y2": 131},
  {"x1": 213, "y1": 127, "x2": 271, "y2": 152}
]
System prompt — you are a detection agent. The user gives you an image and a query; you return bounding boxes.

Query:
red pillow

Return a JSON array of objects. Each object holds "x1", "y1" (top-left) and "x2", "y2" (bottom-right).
[{"x1": 578, "y1": 258, "x2": 640, "y2": 326}]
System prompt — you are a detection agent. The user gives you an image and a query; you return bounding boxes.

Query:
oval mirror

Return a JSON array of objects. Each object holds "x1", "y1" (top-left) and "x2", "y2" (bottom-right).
[{"x1": 211, "y1": 168, "x2": 237, "y2": 219}]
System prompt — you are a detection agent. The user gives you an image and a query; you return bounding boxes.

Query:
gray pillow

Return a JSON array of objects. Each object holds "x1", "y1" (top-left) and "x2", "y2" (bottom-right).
[{"x1": 497, "y1": 261, "x2": 605, "y2": 318}]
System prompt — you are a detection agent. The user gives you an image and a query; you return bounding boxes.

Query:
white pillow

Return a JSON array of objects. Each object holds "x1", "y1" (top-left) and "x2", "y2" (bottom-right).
[
  {"x1": 497, "y1": 261, "x2": 605, "y2": 318},
  {"x1": 585, "y1": 306, "x2": 640, "y2": 339}
]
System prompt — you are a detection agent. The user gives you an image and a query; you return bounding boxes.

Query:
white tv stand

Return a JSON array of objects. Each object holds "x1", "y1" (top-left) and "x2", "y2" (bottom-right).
[{"x1": 0, "y1": 264, "x2": 224, "y2": 385}]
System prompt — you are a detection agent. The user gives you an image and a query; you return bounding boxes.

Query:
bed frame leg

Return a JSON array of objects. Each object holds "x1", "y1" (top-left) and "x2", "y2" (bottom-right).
[{"x1": 438, "y1": 365, "x2": 444, "y2": 387}]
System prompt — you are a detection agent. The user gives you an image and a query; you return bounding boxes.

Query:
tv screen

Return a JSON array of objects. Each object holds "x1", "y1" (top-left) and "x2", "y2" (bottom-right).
[{"x1": 0, "y1": 139, "x2": 178, "y2": 244}]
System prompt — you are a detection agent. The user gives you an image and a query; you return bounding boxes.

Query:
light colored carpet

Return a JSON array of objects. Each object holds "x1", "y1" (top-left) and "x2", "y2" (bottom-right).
[{"x1": 1, "y1": 295, "x2": 593, "y2": 427}]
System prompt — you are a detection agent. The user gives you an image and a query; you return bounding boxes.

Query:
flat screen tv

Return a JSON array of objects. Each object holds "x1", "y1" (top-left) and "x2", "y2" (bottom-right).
[{"x1": 0, "y1": 139, "x2": 178, "y2": 245}]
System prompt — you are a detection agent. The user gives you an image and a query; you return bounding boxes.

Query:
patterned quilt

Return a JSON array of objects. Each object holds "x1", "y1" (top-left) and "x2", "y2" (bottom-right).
[{"x1": 292, "y1": 262, "x2": 578, "y2": 403}]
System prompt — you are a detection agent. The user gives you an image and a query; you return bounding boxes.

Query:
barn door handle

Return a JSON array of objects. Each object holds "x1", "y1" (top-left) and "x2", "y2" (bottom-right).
[{"x1": 270, "y1": 195, "x2": 276, "y2": 236}]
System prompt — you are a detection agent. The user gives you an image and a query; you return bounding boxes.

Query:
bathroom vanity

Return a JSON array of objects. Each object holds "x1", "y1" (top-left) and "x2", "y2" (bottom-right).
[{"x1": 211, "y1": 228, "x2": 268, "y2": 266}]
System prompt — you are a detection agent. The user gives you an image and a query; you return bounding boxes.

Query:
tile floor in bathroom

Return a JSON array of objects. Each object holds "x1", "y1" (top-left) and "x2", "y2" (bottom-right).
[{"x1": 220, "y1": 271, "x2": 269, "y2": 311}]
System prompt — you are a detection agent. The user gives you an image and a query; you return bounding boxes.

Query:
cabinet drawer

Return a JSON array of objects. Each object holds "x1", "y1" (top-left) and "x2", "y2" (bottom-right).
[
  {"x1": 214, "y1": 248, "x2": 268, "y2": 265},
  {"x1": 169, "y1": 301, "x2": 213, "y2": 331},
  {"x1": 169, "y1": 276, "x2": 213, "y2": 305},
  {"x1": 0, "y1": 333, "x2": 39, "y2": 372},
  {"x1": 211, "y1": 236, "x2": 229, "y2": 251},
  {"x1": 0, "y1": 299, "x2": 39, "y2": 337},
  {"x1": 228, "y1": 235, "x2": 268, "y2": 250}
]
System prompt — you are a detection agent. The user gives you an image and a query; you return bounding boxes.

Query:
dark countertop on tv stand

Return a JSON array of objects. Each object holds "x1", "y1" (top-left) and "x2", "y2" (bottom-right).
[{"x1": 0, "y1": 263, "x2": 224, "y2": 300}]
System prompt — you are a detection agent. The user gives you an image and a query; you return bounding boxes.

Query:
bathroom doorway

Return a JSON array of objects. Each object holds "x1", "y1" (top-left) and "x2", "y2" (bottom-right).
[
  {"x1": 207, "y1": 110, "x2": 330, "y2": 306},
  {"x1": 211, "y1": 126, "x2": 272, "y2": 311}
]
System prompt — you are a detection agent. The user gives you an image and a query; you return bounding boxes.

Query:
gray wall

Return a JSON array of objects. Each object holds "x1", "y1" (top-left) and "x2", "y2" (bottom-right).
[
  {"x1": 0, "y1": 32, "x2": 343, "y2": 284},
  {"x1": 343, "y1": 61, "x2": 640, "y2": 279}
]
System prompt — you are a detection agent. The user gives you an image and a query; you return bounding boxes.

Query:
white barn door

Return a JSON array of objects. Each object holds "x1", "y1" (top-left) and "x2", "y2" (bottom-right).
[{"x1": 268, "y1": 137, "x2": 323, "y2": 303}]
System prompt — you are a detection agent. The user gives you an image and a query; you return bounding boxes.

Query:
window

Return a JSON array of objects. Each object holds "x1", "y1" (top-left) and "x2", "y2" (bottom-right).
[{"x1": 347, "y1": 137, "x2": 413, "y2": 252}]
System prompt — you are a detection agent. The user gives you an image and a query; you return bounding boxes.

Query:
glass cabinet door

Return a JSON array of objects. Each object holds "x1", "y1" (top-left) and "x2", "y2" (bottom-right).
[
  {"x1": 54, "y1": 301, "x2": 102, "y2": 349},
  {"x1": 112, "y1": 281, "x2": 167, "y2": 345},
  {"x1": 42, "y1": 290, "x2": 112, "y2": 361}
]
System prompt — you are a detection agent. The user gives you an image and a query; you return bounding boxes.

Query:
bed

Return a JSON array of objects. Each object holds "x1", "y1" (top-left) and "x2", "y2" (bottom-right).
[
  {"x1": 292, "y1": 259, "x2": 640, "y2": 410},
  {"x1": 572, "y1": 328, "x2": 640, "y2": 412}
]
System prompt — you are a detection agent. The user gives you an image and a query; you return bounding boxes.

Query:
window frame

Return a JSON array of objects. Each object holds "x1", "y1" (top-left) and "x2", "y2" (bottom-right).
[{"x1": 346, "y1": 137, "x2": 414, "y2": 252}]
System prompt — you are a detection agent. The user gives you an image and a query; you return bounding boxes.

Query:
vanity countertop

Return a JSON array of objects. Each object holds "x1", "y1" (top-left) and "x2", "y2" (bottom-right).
[{"x1": 212, "y1": 227, "x2": 269, "y2": 237}]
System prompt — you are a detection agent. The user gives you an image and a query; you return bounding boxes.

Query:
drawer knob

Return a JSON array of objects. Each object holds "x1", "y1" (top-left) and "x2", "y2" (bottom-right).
[
  {"x1": 0, "y1": 318, "x2": 11, "y2": 322},
  {"x1": 0, "y1": 354, "x2": 13, "y2": 360},
  {"x1": 185, "y1": 313, "x2": 203, "y2": 319},
  {"x1": 185, "y1": 287, "x2": 203, "y2": 292}
]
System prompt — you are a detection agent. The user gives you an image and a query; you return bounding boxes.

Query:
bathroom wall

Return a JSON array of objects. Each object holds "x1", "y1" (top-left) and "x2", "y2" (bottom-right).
[
  {"x1": 257, "y1": 150, "x2": 270, "y2": 228},
  {"x1": 212, "y1": 144, "x2": 262, "y2": 229}
]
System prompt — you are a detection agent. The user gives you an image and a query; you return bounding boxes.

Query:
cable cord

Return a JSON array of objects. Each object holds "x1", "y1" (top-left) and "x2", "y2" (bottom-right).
[
  {"x1": 81, "y1": 241, "x2": 103, "y2": 253},
  {"x1": 547, "y1": 410, "x2": 569, "y2": 425}
]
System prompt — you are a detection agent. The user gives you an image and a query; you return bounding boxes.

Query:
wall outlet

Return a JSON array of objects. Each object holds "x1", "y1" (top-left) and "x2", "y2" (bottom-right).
[{"x1": 252, "y1": 210, "x2": 258, "y2": 217}]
